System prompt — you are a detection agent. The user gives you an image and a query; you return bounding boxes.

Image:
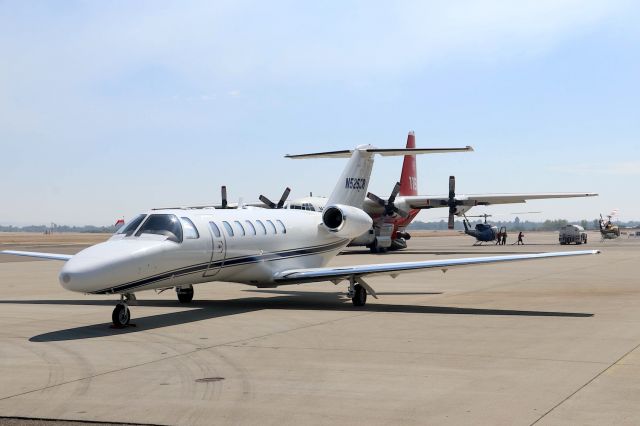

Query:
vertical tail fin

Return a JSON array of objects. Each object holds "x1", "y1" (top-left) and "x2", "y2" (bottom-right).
[
  {"x1": 326, "y1": 147, "x2": 375, "y2": 207},
  {"x1": 399, "y1": 131, "x2": 418, "y2": 196}
]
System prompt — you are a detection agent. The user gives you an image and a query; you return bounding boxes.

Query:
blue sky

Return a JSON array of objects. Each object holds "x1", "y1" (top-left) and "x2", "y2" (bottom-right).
[{"x1": 1, "y1": 1, "x2": 638, "y2": 225}]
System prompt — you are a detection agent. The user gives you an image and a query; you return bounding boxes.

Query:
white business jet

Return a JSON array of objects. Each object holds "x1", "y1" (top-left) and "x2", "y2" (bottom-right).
[{"x1": 2, "y1": 145, "x2": 599, "y2": 327}]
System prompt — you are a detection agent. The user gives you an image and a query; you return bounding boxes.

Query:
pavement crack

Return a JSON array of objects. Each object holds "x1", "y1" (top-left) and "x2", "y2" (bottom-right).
[{"x1": 529, "y1": 340, "x2": 640, "y2": 425}]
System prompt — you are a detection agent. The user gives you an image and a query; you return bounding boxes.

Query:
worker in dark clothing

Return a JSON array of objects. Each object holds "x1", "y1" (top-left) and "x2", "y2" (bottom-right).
[
  {"x1": 517, "y1": 231, "x2": 524, "y2": 245},
  {"x1": 495, "y1": 231, "x2": 502, "y2": 245},
  {"x1": 501, "y1": 231, "x2": 507, "y2": 246}
]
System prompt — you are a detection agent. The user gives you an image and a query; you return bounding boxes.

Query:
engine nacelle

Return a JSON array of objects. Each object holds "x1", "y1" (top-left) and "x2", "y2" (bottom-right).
[{"x1": 322, "y1": 204, "x2": 373, "y2": 239}]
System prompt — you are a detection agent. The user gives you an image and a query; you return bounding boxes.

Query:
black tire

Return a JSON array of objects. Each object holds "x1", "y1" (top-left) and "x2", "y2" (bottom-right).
[
  {"x1": 351, "y1": 284, "x2": 367, "y2": 307},
  {"x1": 177, "y1": 287, "x2": 194, "y2": 303},
  {"x1": 112, "y1": 303, "x2": 130, "y2": 327}
]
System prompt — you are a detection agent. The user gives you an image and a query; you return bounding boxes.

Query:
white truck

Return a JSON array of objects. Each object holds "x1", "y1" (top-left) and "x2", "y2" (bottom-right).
[{"x1": 559, "y1": 225, "x2": 588, "y2": 245}]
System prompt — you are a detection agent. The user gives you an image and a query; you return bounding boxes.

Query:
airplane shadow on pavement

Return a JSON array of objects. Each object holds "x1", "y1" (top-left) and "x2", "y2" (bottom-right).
[{"x1": 0, "y1": 290, "x2": 593, "y2": 343}]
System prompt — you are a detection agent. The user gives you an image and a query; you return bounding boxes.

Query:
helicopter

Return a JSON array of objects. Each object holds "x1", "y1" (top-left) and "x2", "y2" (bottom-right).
[
  {"x1": 462, "y1": 214, "x2": 505, "y2": 245},
  {"x1": 599, "y1": 210, "x2": 621, "y2": 240},
  {"x1": 462, "y1": 212, "x2": 540, "y2": 245}
]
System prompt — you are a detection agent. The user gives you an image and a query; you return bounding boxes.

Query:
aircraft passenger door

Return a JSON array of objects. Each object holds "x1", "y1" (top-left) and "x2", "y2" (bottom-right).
[{"x1": 203, "y1": 221, "x2": 226, "y2": 277}]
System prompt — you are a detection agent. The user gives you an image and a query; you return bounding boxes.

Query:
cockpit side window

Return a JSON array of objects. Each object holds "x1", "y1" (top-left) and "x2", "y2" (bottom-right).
[
  {"x1": 136, "y1": 214, "x2": 183, "y2": 243},
  {"x1": 116, "y1": 214, "x2": 146, "y2": 236},
  {"x1": 180, "y1": 217, "x2": 199, "y2": 239}
]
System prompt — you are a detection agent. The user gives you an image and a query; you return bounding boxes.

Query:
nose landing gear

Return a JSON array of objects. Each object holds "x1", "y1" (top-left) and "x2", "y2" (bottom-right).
[
  {"x1": 112, "y1": 303, "x2": 130, "y2": 327},
  {"x1": 176, "y1": 285, "x2": 194, "y2": 303},
  {"x1": 112, "y1": 293, "x2": 136, "y2": 328}
]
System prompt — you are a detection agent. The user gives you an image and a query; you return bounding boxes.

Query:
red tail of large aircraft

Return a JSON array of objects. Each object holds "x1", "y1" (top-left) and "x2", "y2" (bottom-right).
[{"x1": 399, "y1": 131, "x2": 418, "y2": 196}]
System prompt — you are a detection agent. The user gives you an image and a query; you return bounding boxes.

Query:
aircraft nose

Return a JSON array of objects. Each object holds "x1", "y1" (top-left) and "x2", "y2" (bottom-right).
[
  {"x1": 58, "y1": 240, "x2": 170, "y2": 293},
  {"x1": 59, "y1": 257, "x2": 109, "y2": 293}
]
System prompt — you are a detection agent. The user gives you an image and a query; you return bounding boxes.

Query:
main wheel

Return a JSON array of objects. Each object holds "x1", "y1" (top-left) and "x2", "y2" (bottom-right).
[
  {"x1": 112, "y1": 303, "x2": 130, "y2": 327},
  {"x1": 177, "y1": 286, "x2": 194, "y2": 303},
  {"x1": 351, "y1": 284, "x2": 367, "y2": 307}
]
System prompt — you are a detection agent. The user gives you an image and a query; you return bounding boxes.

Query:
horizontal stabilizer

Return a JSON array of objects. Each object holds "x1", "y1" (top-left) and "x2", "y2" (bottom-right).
[
  {"x1": 286, "y1": 146, "x2": 473, "y2": 159},
  {"x1": 0, "y1": 250, "x2": 73, "y2": 261}
]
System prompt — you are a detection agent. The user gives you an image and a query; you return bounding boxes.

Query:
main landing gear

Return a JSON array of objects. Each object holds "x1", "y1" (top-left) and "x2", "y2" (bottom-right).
[
  {"x1": 347, "y1": 276, "x2": 377, "y2": 307},
  {"x1": 112, "y1": 293, "x2": 136, "y2": 328},
  {"x1": 176, "y1": 285, "x2": 194, "y2": 303}
]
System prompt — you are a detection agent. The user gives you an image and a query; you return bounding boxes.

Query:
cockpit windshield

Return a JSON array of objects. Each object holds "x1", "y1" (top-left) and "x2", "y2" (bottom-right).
[
  {"x1": 135, "y1": 214, "x2": 183, "y2": 243},
  {"x1": 116, "y1": 214, "x2": 146, "y2": 236}
]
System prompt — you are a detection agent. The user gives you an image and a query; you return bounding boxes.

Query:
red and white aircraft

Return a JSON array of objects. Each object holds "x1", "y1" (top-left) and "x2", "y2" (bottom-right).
[
  {"x1": 2, "y1": 144, "x2": 598, "y2": 327},
  {"x1": 283, "y1": 132, "x2": 597, "y2": 252}
]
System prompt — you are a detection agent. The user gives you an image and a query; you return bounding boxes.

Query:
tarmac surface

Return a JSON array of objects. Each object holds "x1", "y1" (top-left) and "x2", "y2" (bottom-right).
[{"x1": 0, "y1": 231, "x2": 639, "y2": 425}]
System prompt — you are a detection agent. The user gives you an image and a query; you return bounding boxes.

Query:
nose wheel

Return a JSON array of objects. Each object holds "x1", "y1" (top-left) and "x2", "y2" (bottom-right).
[
  {"x1": 176, "y1": 286, "x2": 194, "y2": 303},
  {"x1": 112, "y1": 303, "x2": 130, "y2": 327}
]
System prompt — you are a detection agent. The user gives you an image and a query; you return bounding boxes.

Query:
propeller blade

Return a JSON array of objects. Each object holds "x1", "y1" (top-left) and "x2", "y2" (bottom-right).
[
  {"x1": 221, "y1": 186, "x2": 228, "y2": 209},
  {"x1": 367, "y1": 192, "x2": 386, "y2": 207},
  {"x1": 388, "y1": 182, "x2": 401, "y2": 204},
  {"x1": 392, "y1": 206, "x2": 410, "y2": 218},
  {"x1": 259, "y1": 195, "x2": 276, "y2": 209},
  {"x1": 277, "y1": 187, "x2": 291, "y2": 209},
  {"x1": 448, "y1": 175, "x2": 455, "y2": 200},
  {"x1": 448, "y1": 211, "x2": 455, "y2": 230}
]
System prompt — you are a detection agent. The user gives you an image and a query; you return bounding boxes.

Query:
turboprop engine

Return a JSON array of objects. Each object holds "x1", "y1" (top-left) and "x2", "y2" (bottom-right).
[{"x1": 322, "y1": 204, "x2": 373, "y2": 239}]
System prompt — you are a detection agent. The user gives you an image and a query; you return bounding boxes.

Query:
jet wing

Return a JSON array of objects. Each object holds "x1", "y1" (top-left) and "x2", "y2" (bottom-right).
[
  {"x1": 1, "y1": 250, "x2": 73, "y2": 261},
  {"x1": 402, "y1": 192, "x2": 598, "y2": 210},
  {"x1": 274, "y1": 250, "x2": 599, "y2": 284}
]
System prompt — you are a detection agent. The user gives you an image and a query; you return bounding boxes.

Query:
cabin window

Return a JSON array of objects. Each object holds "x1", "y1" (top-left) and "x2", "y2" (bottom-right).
[
  {"x1": 245, "y1": 220, "x2": 256, "y2": 235},
  {"x1": 209, "y1": 221, "x2": 221, "y2": 238},
  {"x1": 180, "y1": 217, "x2": 199, "y2": 239},
  {"x1": 266, "y1": 220, "x2": 277, "y2": 234},
  {"x1": 233, "y1": 220, "x2": 246, "y2": 236},
  {"x1": 256, "y1": 220, "x2": 267, "y2": 235},
  {"x1": 117, "y1": 214, "x2": 146, "y2": 236},
  {"x1": 136, "y1": 214, "x2": 183, "y2": 243},
  {"x1": 222, "y1": 221, "x2": 234, "y2": 237},
  {"x1": 276, "y1": 220, "x2": 287, "y2": 234}
]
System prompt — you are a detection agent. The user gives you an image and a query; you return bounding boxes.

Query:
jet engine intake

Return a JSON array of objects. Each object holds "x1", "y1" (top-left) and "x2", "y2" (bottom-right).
[{"x1": 322, "y1": 204, "x2": 373, "y2": 239}]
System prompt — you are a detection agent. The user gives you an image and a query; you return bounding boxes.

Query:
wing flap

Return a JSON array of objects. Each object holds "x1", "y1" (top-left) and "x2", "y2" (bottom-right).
[
  {"x1": 0, "y1": 250, "x2": 73, "y2": 261},
  {"x1": 274, "y1": 250, "x2": 599, "y2": 284}
]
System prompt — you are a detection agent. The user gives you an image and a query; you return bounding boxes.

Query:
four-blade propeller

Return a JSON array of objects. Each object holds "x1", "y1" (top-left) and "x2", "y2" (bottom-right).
[
  {"x1": 447, "y1": 175, "x2": 460, "y2": 230},
  {"x1": 367, "y1": 182, "x2": 409, "y2": 218}
]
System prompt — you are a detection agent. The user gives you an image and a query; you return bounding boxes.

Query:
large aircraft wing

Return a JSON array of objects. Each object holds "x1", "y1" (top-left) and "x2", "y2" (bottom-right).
[
  {"x1": 401, "y1": 192, "x2": 598, "y2": 210},
  {"x1": 1, "y1": 250, "x2": 73, "y2": 261},
  {"x1": 274, "y1": 250, "x2": 599, "y2": 285}
]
